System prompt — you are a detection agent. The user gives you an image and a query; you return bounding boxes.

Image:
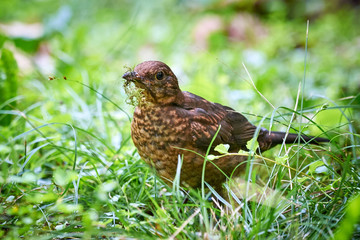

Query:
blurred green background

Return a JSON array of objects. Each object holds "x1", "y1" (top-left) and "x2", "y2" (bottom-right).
[
  {"x1": 0, "y1": 0, "x2": 359, "y2": 239},
  {"x1": 1, "y1": 0, "x2": 359, "y2": 131},
  {"x1": 0, "y1": 0, "x2": 360, "y2": 110}
]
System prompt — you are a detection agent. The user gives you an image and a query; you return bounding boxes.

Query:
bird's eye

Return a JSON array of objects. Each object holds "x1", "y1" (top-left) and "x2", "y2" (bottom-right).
[{"x1": 155, "y1": 71, "x2": 164, "y2": 80}]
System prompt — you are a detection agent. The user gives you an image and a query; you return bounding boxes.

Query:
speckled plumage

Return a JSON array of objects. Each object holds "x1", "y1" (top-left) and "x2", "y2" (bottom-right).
[{"x1": 123, "y1": 61, "x2": 329, "y2": 190}]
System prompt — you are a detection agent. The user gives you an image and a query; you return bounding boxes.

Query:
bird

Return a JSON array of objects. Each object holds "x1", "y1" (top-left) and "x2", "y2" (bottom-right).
[{"x1": 122, "y1": 61, "x2": 329, "y2": 191}]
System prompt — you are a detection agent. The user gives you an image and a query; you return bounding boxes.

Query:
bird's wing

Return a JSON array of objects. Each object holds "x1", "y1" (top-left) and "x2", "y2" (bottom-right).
[
  {"x1": 178, "y1": 92, "x2": 257, "y2": 152},
  {"x1": 186, "y1": 106, "x2": 234, "y2": 150},
  {"x1": 223, "y1": 107, "x2": 258, "y2": 148}
]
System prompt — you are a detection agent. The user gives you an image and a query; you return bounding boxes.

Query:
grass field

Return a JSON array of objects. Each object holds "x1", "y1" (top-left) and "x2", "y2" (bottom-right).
[{"x1": 0, "y1": 1, "x2": 359, "y2": 239}]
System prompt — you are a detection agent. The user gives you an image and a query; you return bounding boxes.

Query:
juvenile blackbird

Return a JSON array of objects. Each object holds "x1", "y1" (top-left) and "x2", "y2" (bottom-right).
[{"x1": 123, "y1": 61, "x2": 329, "y2": 191}]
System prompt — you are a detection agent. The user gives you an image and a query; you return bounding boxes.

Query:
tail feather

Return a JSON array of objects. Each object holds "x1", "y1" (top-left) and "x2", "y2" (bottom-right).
[
  {"x1": 259, "y1": 131, "x2": 329, "y2": 151},
  {"x1": 270, "y1": 131, "x2": 329, "y2": 145}
]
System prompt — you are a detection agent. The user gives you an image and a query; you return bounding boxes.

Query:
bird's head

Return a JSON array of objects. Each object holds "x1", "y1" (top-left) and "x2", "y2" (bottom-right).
[{"x1": 122, "y1": 61, "x2": 182, "y2": 105}]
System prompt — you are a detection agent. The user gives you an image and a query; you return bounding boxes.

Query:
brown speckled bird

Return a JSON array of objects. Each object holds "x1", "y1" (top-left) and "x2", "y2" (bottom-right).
[{"x1": 122, "y1": 61, "x2": 329, "y2": 191}]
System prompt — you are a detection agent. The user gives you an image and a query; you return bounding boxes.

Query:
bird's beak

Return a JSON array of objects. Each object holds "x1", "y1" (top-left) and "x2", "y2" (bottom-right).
[{"x1": 122, "y1": 71, "x2": 140, "y2": 82}]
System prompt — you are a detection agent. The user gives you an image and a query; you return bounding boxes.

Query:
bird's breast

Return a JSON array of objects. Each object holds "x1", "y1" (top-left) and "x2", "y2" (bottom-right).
[{"x1": 131, "y1": 105, "x2": 191, "y2": 177}]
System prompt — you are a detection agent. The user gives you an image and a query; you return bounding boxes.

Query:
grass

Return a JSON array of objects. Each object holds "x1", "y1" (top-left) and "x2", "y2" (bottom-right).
[
  {"x1": 1, "y1": 0, "x2": 360, "y2": 239},
  {"x1": 1, "y1": 59, "x2": 358, "y2": 240}
]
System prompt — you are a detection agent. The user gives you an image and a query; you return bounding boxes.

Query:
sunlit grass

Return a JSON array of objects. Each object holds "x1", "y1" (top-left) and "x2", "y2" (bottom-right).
[{"x1": 1, "y1": 68, "x2": 358, "y2": 239}]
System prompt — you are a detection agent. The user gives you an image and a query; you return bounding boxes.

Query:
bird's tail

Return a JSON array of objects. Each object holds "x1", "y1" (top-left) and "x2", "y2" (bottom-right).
[
  {"x1": 268, "y1": 131, "x2": 329, "y2": 148},
  {"x1": 256, "y1": 130, "x2": 330, "y2": 151}
]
